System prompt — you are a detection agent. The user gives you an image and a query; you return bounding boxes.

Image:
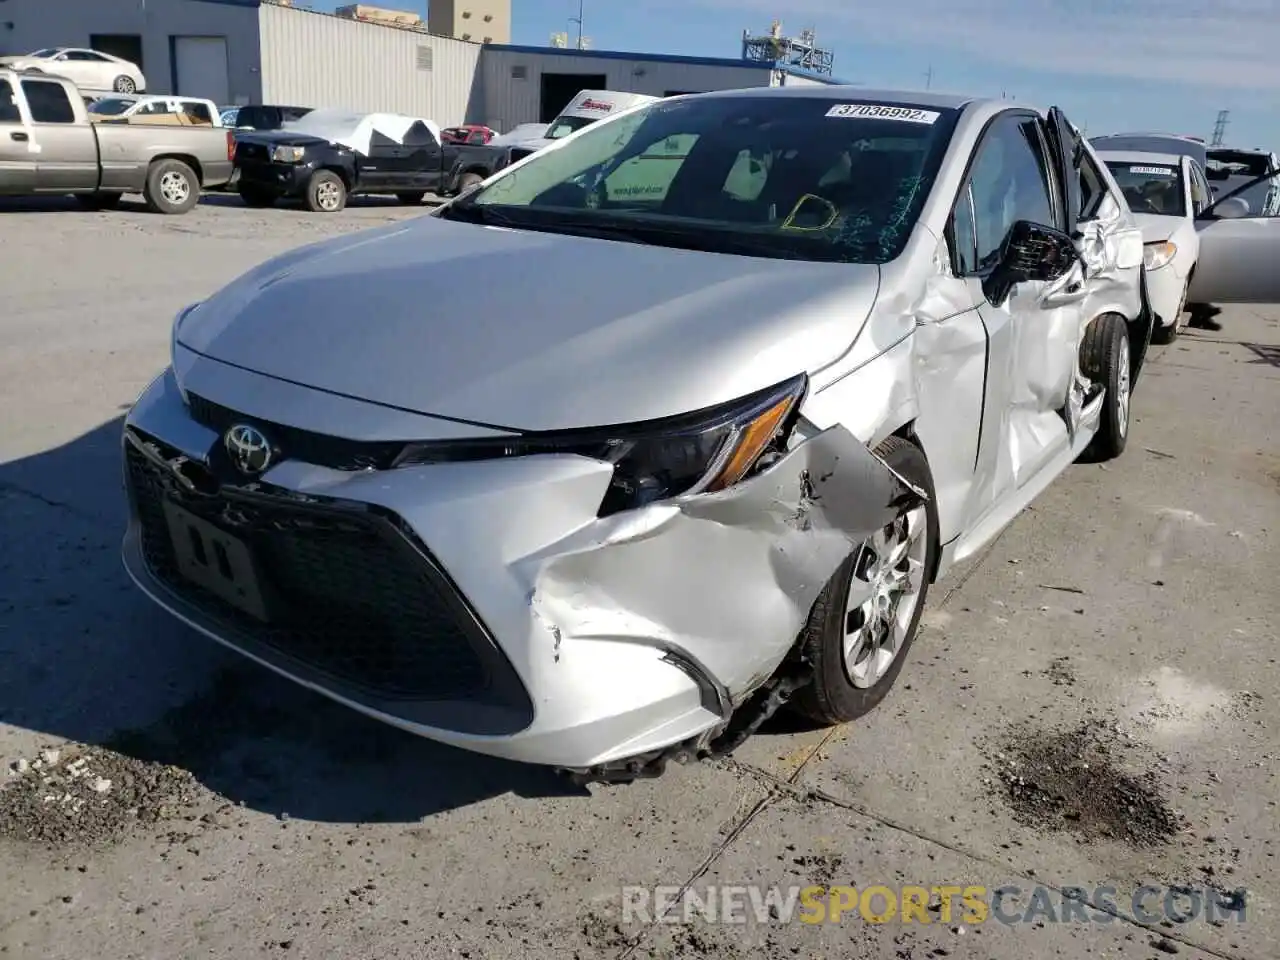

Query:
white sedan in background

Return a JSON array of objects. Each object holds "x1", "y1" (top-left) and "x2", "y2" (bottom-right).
[
  {"x1": 1098, "y1": 150, "x2": 1213, "y2": 342},
  {"x1": 0, "y1": 47, "x2": 145, "y2": 93}
]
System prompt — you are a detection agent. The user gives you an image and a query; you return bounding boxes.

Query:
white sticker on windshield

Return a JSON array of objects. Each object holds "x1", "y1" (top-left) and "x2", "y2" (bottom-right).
[
  {"x1": 1129, "y1": 166, "x2": 1176, "y2": 176},
  {"x1": 826, "y1": 103, "x2": 940, "y2": 124}
]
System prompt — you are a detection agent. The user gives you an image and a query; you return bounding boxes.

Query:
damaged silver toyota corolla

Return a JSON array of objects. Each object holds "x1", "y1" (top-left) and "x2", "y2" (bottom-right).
[{"x1": 122, "y1": 87, "x2": 1153, "y2": 782}]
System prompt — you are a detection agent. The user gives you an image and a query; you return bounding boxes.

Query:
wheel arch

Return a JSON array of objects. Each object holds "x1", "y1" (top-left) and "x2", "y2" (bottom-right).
[
  {"x1": 880, "y1": 419, "x2": 945, "y2": 585},
  {"x1": 150, "y1": 153, "x2": 202, "y2": 184}
]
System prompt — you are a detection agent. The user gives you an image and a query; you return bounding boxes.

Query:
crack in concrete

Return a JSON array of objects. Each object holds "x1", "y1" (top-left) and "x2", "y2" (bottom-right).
[{"x1": 0, "y1": 479, "x2": 114, "y2": 530}]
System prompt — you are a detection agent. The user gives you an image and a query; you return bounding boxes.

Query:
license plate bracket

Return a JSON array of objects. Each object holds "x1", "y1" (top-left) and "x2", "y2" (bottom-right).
[{"x1": 163, "y1": 501, "x2": 271, "y2": 622}]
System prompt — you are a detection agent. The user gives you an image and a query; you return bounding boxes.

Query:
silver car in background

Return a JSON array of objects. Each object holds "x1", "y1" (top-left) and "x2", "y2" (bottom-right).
[{"x1": 127, "y1": 87, "x2": 1256, "y2": 782}]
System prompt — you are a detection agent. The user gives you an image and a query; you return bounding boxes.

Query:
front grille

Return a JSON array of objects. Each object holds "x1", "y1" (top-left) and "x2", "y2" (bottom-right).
[
  {"x1": 126, "y1": 435, "x2": 492, "y2": 702},
  {"x1": 188, "y1": 393, "x2": 406, "y2": 471},
  {"x1": 235, "y1": 141, "x2": 269, "y2": 163}
]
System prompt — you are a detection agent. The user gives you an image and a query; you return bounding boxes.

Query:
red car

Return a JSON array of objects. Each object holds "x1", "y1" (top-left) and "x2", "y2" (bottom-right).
[{"x1": 441, "y1": 124, "x2": 496, "y2": 145}]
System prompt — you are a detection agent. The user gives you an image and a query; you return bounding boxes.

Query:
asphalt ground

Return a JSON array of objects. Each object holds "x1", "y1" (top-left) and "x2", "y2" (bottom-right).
[{"x1": 1, "y1": 193, "x2": 1277, "y2": 960}]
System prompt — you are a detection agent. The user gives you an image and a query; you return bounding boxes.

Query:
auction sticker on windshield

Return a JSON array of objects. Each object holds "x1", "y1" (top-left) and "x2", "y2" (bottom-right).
[
  {"x1": 1129, "y1": 166, "x2": 1177, "y2": 176},
  {"x1": 826, "y1": 104, "x2": 940, "y2": 124}
]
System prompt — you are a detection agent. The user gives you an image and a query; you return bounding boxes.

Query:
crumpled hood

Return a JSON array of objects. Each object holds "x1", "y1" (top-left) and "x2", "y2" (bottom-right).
[
  {"x1": 1130, "y1": 212, "x2": 1178, "y2": 244},
  {"x1": 177, "y1": 215, "x2": 880, "y2": 431}
]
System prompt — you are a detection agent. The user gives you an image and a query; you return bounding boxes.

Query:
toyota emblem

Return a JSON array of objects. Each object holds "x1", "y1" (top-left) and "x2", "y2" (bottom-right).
[{"x1": 224, "y1": 424, "x2": 273, "y2": 476}]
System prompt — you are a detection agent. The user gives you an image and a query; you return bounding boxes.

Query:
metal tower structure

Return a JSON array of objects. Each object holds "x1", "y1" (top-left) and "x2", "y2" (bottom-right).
[
  {"x1": 741, "y1": 20, "x2": 834, "y2": 76},
  {"x1": 1211, "y1": 109, "x2": 1229, "y2": 147}
]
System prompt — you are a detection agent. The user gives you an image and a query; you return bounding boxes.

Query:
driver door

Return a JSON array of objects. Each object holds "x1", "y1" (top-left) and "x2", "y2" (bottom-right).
[{"x1": 1187, "y1": 166, "x2": 1280, "y2": 303}]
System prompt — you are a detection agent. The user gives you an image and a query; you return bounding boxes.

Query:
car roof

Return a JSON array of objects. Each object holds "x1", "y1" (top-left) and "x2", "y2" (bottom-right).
[
  {"x1": 1095, "y1": 150, "x2": 1184, "y2": 167},
  {"x1": 690, "y1": 85, "x2": 977, "y2": 110}
]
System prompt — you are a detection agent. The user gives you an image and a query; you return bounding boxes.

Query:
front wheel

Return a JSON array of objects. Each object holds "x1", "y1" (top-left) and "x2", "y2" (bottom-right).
[
  {"x1": 791, "y1": 436, "x2": 939, "y2": 726},
  {"x1": 456, "y1": 172, "x2": 484, "y2": 194},
  {"x1": 1150, "y1": 282, "x2": 1188, "y2": 345},
  {"x1": 143, "y1": 158, "x2": 199, "y2": 214},
  {"x1": 1080, "y1": 313, "x2": 1132, "y2": 462},
  {"x1": 113, "y1": 75, "x2": 136, "y2": 94},
  {"x1": 304, "y1": 170, "x2": 347, "y2": 212}
]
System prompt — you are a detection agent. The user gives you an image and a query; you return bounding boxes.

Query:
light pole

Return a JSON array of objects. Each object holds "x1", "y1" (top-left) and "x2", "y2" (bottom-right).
[{"x1": 569, "y1": 0, "x2": 584, "y2": 49}]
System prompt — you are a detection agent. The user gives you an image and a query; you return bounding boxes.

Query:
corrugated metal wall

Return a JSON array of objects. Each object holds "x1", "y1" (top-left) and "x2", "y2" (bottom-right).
[
  {"x1": 478, "y1": 50, "x2": 772, "y2": 132},
  {"x1": 257, "y1": 4, "x2": 481, "y2": 124}
]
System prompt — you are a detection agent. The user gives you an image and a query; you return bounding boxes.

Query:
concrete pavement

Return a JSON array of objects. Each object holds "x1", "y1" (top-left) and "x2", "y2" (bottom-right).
[{"x1": 1, "y1": 197, "x2": 1276, "y2": 959}]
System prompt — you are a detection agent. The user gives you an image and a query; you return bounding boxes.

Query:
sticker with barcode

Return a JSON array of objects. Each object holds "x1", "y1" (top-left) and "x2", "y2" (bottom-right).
[
  {"x1": 1129, "y1": 166, "x2": 1176, "y2": 176},
  {"x1": 825, "y1": 103, "x2": 940, "y2": 123}
]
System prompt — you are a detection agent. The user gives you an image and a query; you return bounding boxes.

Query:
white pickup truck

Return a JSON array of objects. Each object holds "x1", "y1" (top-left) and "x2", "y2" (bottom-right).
[{"x1": 0, "y1": 69, "x2": 234, "y2": 213}]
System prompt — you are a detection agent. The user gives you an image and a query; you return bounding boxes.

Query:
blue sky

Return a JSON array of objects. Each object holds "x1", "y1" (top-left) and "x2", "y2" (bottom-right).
[{"x1": 312, "y1": 0, "x2": 1280, "y2": 147}]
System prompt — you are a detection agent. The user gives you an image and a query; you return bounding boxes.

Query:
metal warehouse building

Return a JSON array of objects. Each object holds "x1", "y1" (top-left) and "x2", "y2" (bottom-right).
[{"x1": 0, "y1": 0, "x2": 843, "y2": 128}]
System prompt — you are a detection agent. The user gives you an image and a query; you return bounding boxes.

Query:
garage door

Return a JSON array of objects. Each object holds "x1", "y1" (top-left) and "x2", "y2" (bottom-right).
[{"x1": 174, "y1": 36, "x2": 229, "y2": 104}]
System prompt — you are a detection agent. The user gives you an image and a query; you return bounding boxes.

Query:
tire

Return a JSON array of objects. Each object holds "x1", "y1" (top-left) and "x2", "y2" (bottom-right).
[
  {"x1": 396, "y1": 191, "x2": 426, "y2": 205},
  {"x1": 113, "y1": 75, "x2": 136, "y2": 94},
  {"x1": 304, "y1": 170, "x2": 347, "y2": 212},
  {"x1": 75, "y1": 192, "x2": 123, "y2": 211},
  {"x1": 457, "y1": 172, "x2": 484, "y2": 193},
  {"x1": 238, "y1": 184, "x2": 278, "y2": 208},
  {"x1": 142, "y1": 158, "x2": 199, "y2": 215},
  {"x1": 791, "y1": 436, "x2": 939, "y2": 726},
  {"x1": 1080, "y1": 314, "x2": 1132, "y2": 462},
  {"x1": 1150, "y1": 282, "x2": 1188, "y2": 345}
]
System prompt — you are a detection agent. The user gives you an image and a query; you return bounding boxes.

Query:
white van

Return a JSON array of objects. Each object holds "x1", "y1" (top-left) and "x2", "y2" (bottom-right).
[{"x1": 504, "y1": 90, "x2": 661, "y2": 154}]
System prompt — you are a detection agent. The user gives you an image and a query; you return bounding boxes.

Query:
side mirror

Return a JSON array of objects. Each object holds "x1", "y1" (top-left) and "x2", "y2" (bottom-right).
[
  {"x1": 984, "y1": 220, "x2": 1080, "y2": 308},
  {"x1": 1214, "y1": 196, "x2": 1250, "y2": 219}
]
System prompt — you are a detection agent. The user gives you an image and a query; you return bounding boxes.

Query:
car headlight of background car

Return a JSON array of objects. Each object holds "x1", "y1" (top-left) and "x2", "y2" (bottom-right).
[
  {"x1": 394, "y1": 374, "x2": 809, "y2": 517},
  {"x1": 270, "y1": 145, "x2": 306, "y2": 163},
  {"x1": 1143, "y1": 240, "x2": 1177, "y2": 271}
]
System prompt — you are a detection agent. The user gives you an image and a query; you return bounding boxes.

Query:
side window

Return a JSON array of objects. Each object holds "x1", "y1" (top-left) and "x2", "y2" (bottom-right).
[
  {"x1": 603, "y1": 133, "x2": 699, "y2": 203},
  {"x1": 950, "y1": 182, "x2": 978, "y2": 274},
  {"x1": 401, "y1": 121, "x2": 438, "y2": 148},
  {"x1": 1077, "y1": 150, "x2": 1109, "y2": 221},
  {"x1": 65, "y1": 51, "x2": 106, "y2": 62},
  {"x1": 0, "y1": 80, "x2": 20, "y2": 123},
  {"x1": 1188, "y1": 165, "x2": 1210, "y2": 215},
  {"x1": 183, "y1": 102, "x2": 213, "y2": 125},
  {"x1": 20, "y1": 80, "x2": 75, "y2": 124},
  {"x1": 963, "y1": 114, "x2": 1056, "y2": 273}
]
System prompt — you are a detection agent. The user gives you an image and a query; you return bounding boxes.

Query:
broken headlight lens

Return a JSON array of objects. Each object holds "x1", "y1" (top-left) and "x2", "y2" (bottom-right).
[
  {"x1": 1142, "y1": 240, "x2": 1177, "y2": 271},
  {"x1": 393, "y1": 374, "x2": 808, "y2": 517}
]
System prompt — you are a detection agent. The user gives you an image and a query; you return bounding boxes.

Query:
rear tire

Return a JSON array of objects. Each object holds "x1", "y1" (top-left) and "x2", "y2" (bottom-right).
[
  {"x1": 1080, "y1": 314, "x2": 1132, "y2": 462},
  {"x1": 396, "y1": 191, "x2": 426, "y2": 205},
  {"x1": 75, "y1": 192, "x2": 123, "y2": 211},
  {"x1": 238, "y1": 185, "x2": 278, "y2": 208},
  {"x1": 791, "y1": 436, "x2": 939, "y2": 726},
  {"x1": 304, "y1": 170, "x2": 347, "y2": 212},
  {"x1": 142, "y1": 158, "x2": 199, "y2": 215},
  {"x1": 113, "y1": 75, "x2": 136, "y2": 94}
]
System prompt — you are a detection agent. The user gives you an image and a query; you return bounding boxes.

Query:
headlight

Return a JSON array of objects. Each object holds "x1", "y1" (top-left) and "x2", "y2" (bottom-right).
[
  {"x1": 271, "y1": 145, "x2": 306, "y2": 163},
  {"x1": 394, "y1": 375, "x2": 808, "y2": 516},
  {"x1": 1143, "y1": 241, "x2": 1177, "y2": 271}
]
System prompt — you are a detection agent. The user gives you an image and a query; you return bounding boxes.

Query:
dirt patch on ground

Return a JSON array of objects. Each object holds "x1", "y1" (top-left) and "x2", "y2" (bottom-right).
[
  {"x1": 1, "y1": 744, "x2": 199, "y2": 847},
  {"x1": 983, "y1": 720, "x2": 1185, "y2": 846}
]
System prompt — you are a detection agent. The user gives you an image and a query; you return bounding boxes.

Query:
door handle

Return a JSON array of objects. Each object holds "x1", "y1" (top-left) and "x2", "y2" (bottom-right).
[{"x1": 10, "y1": 131, "x2": 29, "y2": 141}]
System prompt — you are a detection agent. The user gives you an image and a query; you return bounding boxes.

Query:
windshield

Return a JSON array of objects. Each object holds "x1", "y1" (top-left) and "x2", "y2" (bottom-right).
[
  {"x1": 1105, "y1": 162, "x2": 1186, "y2": 217},
  {"x1": 88, "y1": 98, "x2": 134, "y2": 116},
  {"x1": 452, "y1": 95, "x2": 959, "y2": 264},
  {"x1": 546, "y1": 115, "x2": 598, "y2": 140}
]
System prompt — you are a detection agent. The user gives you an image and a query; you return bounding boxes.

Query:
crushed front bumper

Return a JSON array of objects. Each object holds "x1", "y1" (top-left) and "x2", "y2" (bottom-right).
[{"x1": 121, "y1": 366, "x2": 919, "y2": 768}]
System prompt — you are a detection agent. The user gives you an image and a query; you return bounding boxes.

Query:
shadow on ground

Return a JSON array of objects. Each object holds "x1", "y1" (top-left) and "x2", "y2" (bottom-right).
[{"x1": 0, "y1": 417, "x2": 580, "y2": 827}]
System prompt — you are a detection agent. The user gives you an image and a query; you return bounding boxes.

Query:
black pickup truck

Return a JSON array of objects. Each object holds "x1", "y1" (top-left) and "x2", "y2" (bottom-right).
[{"x1": 233, "y1": 113, "x2": 508, "y2": 212}]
